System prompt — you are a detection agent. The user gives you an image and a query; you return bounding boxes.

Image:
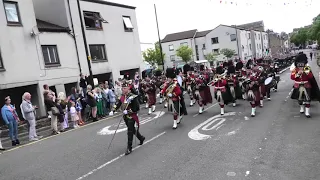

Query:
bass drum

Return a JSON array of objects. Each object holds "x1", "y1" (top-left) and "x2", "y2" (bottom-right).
[{"x1": 264, "y1": 77, "x2": 273, "y2": 86}]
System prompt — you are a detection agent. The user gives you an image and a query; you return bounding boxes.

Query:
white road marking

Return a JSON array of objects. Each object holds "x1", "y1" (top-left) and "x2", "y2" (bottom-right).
[
  {"x1": 245, "y1": 171, "x2": 250, "y2": 176},
  {"x1": 193, "y1": 103, "x2": 218, "y2": 117},
  {"x1": 76, "y1": 131, "x2": 166, "y2": 180},
  {"x1": 97, "y1": 111, "x2": 165, "y2": 135},
  {"x1": 244, "y1": 116, "x2": 250, "y2": 121},
  {"x1": 227, "y1": 131, "x2": 236, "y2": 136},
  {"x1": 188, "y1": 112, "x2": 236, "y2": 141},
  {"x1": 227, "y1": 172, "x2": 236, "y2": 176}
]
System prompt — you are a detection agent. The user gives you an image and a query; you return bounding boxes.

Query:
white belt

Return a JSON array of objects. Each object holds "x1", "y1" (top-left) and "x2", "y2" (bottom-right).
[{"x1": 295, "y1": 81, "x2": 308, "y2": 84}]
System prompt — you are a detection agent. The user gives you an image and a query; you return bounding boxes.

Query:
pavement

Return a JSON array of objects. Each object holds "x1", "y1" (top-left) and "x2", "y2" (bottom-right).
[{"x1": 1, "y1": 50, "x2": 320, "y2": 180}]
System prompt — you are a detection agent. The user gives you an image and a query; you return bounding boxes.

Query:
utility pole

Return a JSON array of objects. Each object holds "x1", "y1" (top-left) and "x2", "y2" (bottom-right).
[
  {"x1": 235, "y1": 25, "x2": 240, "y2": 60},
  {"x1": 76, "y1": 0, "x2": 93, "y2": 86},
  {"x1": 154, "y1": 4, "x2": 165, "y2": 71}
]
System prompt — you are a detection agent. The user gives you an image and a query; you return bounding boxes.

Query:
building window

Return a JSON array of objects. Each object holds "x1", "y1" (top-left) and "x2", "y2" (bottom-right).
[
  {"x1": 169, "y1": 44, "x2": 174, "y2": 51},
  {"x1": 257, "y1": 44, "x2": 258, "y2": 50},
  {"x1": 211, "y1": 37, "x2": 219, "y2": 44},
  {"x1": 249, "y1": 44, "x2": 252, "y2": 50},
  {"x1": 230, "y1": 34, "x2": 236, "y2": 41},
  {"x1": 213, "y1": 49, "x2": 219, "y2": 53},
  {"x1": 259, "y1": 44, "x2": 262, "y2": 49},
  {"x1": 242, "y1": 45, "x2": 244, "y2": 52},
  {"x1": 248, "y1": 33, "x2": 251, "y2": 39},
  {"x1": 41, "y1": 45, "x2": 60, "y2": 66},
  {"x1": 180, "y1": 42, "x2": 188, "y2": 47},
  {"x1": 0, "y1": 51, "x2": 4, "y2": 69},
  {"x1": 255, "y1": 33, "x2": 257, "y2": 39},
  {"x1": 258, "y1": 34, "x2": 261, "y2": 40},
  {"x1": 170, "y1": 55, "x2": 175, "y2": 61},
  {"x1": 123, "y1": 16, "x2": 134, "y2": 32},
  {"x1": 83, "y1": 11, "x2": 106, "y2": 29},
  {"x1": 202, "y1": 44, "x2": 206, "y2": 49},
  {"x1": 89, "y1": 45, "x2": 107, "y2": 61},
  {"x1": 4, "y1": 1, "x2": 21, "y2": 25}
]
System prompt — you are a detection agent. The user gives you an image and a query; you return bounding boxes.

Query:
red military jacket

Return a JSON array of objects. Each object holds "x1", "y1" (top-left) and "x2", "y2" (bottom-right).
[
  {"x1": 291, "y1": 68, "x2": 313, "y2": 88},
  {"x1": 161, "y1": 80, "x2": 182, "y2": 101}
]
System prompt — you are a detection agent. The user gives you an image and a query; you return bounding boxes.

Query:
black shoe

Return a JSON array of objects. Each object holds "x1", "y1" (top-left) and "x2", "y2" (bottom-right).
[
  {"x1": 139, "y1": 136, "x2": 145, "y2": 145},
  {"x1": 15, "y1": 139, "x2": 20, "y2": 145},
  {"x1": 0, "y1": 148, "x2": 5, "y2": 151},
  {"x1": 12, "y1": 141, "x2": 16, "y2": 146},
  {"x1": 125, "y1": 147, "x2": 132, "y2": 155},
  {"x1": 93, "y1": 118, "x2": 98, "y2": 122}
]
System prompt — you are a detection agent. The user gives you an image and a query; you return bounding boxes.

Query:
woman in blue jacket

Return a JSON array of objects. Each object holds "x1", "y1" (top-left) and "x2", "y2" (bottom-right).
[{"x1": 1, "y1": 96, "x2": 20, "y2": 146}]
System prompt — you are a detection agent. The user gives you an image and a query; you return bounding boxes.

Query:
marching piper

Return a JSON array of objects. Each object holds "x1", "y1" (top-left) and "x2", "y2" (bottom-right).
[
  {"x1": 290, "y1": 53, "x2": 320, "y2": 118},
  {"x1": 142, "y1": 76, "x2": 157, "y2": 115},
  {"x1": 186, "y1": 67, "x2": 196, "y2": 106},
  {"x1": 245, "y1": 71, "x2": 261, "y2": 117},
  {"x1": 113, "y1": 79, "x2": 145, "y2": 155},
  {"x1": 255, "y1": 65, "x2": 266, "y2": 107},
  {"x1": 208, "y1": 65, "x2": 232, "y2": 115},
  {"x1": 226, "y1": 60, "x2": 242, "y2": 106},
  {"x1": 161, "y1": 68, "x2": 183, "y2": 129}
]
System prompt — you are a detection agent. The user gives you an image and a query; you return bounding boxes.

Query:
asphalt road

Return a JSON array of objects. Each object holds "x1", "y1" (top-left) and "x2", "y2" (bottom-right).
[{"x1": 1, "y1": 51, "x2": 320, "y2": 180}]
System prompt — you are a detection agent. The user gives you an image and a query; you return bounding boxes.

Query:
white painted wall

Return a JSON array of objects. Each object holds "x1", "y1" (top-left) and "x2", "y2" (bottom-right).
[
  {"x1": 195, "y1": 36, "x2": 206, "y2": 60},
  {"x1": 238, "y1": 30, "x2": 253, "y2": 60},
  {"x1": 162, "y1": 38, "x2": 194, "y2": 68},
  {"x1": 78, "y1": 1, "x2": 143, "y2": 80},
  {"x1": 0, "y1": 0, "x2": 81, "y2": 116},
  {"x1": 205, "y1": 25, "x2": 239, "y2": 62}
]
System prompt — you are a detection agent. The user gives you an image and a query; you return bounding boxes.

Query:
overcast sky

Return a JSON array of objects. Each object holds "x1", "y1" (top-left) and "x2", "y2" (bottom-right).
[{"x1": 109, "y1": 0, "x2": 319, "y2": 44}]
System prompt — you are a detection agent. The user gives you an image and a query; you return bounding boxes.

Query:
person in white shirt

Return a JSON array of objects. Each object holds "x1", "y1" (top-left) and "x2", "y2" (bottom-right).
[{"x1": 70, "y1": 102, "x2": 79, "y2": 128}]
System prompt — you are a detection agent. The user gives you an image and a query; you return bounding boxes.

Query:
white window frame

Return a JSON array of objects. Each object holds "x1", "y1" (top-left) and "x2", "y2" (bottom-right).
[
  {"x1": 169, "y1": 44, "x2": 174, "y2": 51},
  {"x1": 0, "y1": 50, "x2": 4, "y2": 69},
  {"x1": 211, "y1": 37, "x2": 219, "y2": 44},
  {"x1": 41, "y1": 45, "x2": 60, "y2": 66},
  {"x1": 123, "y1": 16, "x2": 134, "y2": 31},
  {"x1": 180, "y1": 42, "x2": 188, "y2": 47},
  {"x1": 4, "y1": 1, "x2": 21, "y2": 24},
  {"x1": 83, "y1": 11, "x2": 106, "y2": 29},
  {"x1": 89, "y1": 44, "x2": 107, "y2": 61},
  {"x1": 230, "y1": 34, "x2": 237, "y2": 41},
  {"x1": 213, "y1": 49, "x2": 219, "y2": 53},
  {"x1": 170, "y1": 55, "x2": 175, "y2": 61}
]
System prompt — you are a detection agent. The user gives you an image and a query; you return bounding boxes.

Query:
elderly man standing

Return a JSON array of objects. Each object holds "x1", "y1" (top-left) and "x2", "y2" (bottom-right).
[{"x1": 21, "y1": 92, "x2": 42, "y2": 141}]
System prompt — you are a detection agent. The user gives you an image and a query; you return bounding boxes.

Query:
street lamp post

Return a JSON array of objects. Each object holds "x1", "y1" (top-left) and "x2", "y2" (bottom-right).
[{"x1": 154, "y1": 4, "x2": 164, "y2": 71}]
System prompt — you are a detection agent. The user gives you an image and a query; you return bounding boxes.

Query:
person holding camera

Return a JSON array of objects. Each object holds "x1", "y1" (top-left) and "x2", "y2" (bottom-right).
[{"x1": 21, "y1": 92, "x2": 42, "y2": 141}]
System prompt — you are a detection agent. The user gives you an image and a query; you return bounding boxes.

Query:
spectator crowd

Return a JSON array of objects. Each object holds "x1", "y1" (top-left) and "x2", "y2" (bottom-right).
[{"x1": 0, "y1": 73, "x2": 123, "y2": 151}]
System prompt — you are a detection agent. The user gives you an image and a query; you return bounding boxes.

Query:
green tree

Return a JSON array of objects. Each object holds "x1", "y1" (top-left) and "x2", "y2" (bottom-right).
[
  {"x1": 176, "y1": 45, "x2": 193, "y2": 63},
  {"x1": 309, "y1": 15, "x2": 320, "y2": 43},
  {"x1": 220, "y1": 48, "x2": 235, "y2": 59},
  {"x1": 290, "y1": 28, "x2": 310, "y2": 47},
  {"x1": 142, "y1": 43, "x2": 165, "y2": 66},
  {"x1": 204, "y1": 52, "x2": 219, "y2": 66}
]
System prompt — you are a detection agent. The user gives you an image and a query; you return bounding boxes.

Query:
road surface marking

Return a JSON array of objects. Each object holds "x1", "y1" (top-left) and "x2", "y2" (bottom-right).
[
  {"x1": 97, "y1": 111, "x2": 165, "y2": 135},
  {"x1": 1, "y1": 114, "x2": 122, "y2": 154},
  {"x1": 193, "y1": 103, "x2": 218, "y2": 117},
  {"x1": 76, "y1": 131, "x2": 166, "y2": 180},
  {"x1": 188, "y1": 112, "x2": 236, "y2": 141}
]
